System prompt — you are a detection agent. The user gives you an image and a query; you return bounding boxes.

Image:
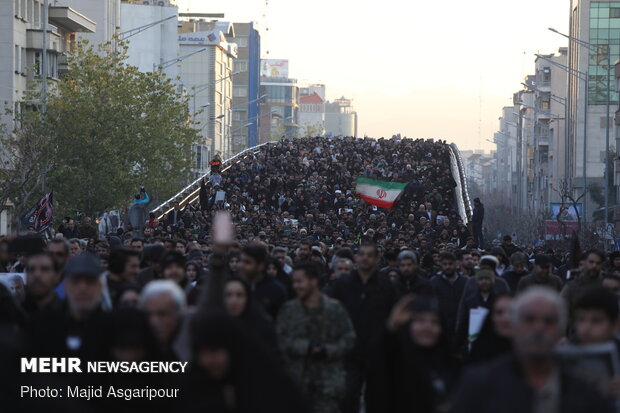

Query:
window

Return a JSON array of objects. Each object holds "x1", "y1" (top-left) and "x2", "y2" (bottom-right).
[
  {"x1": 15, "y1": 0, "x2": 20, "y2": 17},
  {"x1": 34, "y1": 51, "x2": 41, "y2": 75},
  {"x1": 232, "y1": 111, "x2": 242, "y2": 121},
  {"x1": 542, "y1": 67, "x2": 551, "y2": 83},
  {"x1": 27, "y1": 0, "x2": 33, "y2": 21},
  {"x1": 540, "y1": 100, "x2": 550, "y2": 110},
  {"x1": 34, "y1": 0, "x2": 39, "y2": 26},
  {"x1": 21, "y1": 0, "x2": 26, "y2": 18},
  {"x1": 237, "y1": 37, "x2": 248, "y2": 47},
  {"x1": 21, "y1": 47, "x2": 26, "y2": 74},
  {"x1": 234, "y1": 61, "x2": 247, "y2": 72},
  {"x1": 49, "y1": 52, "x2": 57, "y2": 78},
  {"x1": 611, "y1": 7, "x2": 620, "y2": 18},
  {"x1": 14, "y1": 45, "x2": 19, "y2": 72},
  {"x1": 233, "y1": 87, "x2": 247, "y2": 97}
]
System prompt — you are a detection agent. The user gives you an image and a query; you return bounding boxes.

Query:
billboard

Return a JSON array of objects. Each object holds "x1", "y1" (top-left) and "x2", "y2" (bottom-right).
[
  {"x1": 261, "y1": 59, "x2": 289, "y2": 78},
  {"x1": 178, "y1": 31, "x2": 222, "y2": 46},
  {"x1": 550, "y1": 202, "x2": 583, "y2": 222}
]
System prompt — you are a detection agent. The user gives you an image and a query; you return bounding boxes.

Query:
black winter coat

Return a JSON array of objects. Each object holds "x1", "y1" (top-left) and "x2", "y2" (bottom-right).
[{"x1": 451, "y1": 355, "x2": 613, "y2": 413}]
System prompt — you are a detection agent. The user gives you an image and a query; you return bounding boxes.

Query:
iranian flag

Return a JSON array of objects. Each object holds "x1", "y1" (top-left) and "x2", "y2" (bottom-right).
[{"x1": 355, "y1": 177, "x2": 408, "y2": 210}]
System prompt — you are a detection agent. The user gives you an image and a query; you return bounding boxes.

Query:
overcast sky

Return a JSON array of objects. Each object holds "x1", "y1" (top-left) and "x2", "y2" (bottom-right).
[{"x1": 177, "y1": 0, "x2": 570, "y2": 150}]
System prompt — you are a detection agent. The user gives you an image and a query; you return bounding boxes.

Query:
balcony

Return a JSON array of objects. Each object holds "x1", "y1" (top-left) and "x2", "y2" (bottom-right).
[
  {"x1": 27, "y1": 28, "x2": 62, "y2": 52},
  {"x1": 48, "y1": 7, "x2": 96, "y2": 33}
]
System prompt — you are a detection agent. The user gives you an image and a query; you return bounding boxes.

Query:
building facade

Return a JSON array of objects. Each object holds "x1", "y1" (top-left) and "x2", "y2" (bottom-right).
[
  {"x1": 568, "y1": 0, "x2": 618, "y2": 220},
  {"x1": 178, "y1": 20, "x2": 237, "y2": 172},
  {"x1": 120, "y1": 0, "x2": 179, "y2": 80},
  {"x1": 59, "y1": 0, "x2": 119, "y2": 46},
  {"x1": 259, "y1": 60, "x2": 299, "y2": 143},
  {"x1": 493, "y1": 105, "x2": 519, "y2": 211},
  {"x1": 230, "y1": 22, "x2": 260, "y2": 153},
  {"x1": 298, "y1": 92, "x2": 325, "y2": 137},
  {"x1": 1, "y1": 0, "x2": 95, "y2": 124},
  {"x1": 325, "y1": 97, "x2": 358, "y2": 137}
]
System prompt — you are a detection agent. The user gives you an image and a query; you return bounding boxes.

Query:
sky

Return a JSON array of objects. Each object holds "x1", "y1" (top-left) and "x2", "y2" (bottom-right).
[{"x1": 177, "y1": 0, "x2": 570, "y2": 151}]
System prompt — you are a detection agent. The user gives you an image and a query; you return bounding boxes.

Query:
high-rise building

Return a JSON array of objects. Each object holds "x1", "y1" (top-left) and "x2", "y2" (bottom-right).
[
  {"x1": 519, "y1": 48, "x2": 569, "y2": 215},
  {"x1": 493, "y1": 106, "x2": 519, "y2": 211},
  {"x1": 568, "y1": 0, "x2": 618, "y2": 219},
  {"x1": 120, "y1": 0, "x2": 179, "y2": 80},
  {"x1": 229, "y1": 22, "x2": 260, "y2": 153},
  {"x1": 325, "y1": 97, "x2": 357, "y2": 137},
  {"x1": 178, "y1": 19, "x2": 237, "y2": 171},
  {"x1": 259, "y1": 59, "x2": 299, "y2": 143}
]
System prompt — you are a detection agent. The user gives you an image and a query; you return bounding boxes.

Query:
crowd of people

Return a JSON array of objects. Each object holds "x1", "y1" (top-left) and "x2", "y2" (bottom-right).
[{"x1": 0, "y1": 136, "x2": 619, "y2": 413}]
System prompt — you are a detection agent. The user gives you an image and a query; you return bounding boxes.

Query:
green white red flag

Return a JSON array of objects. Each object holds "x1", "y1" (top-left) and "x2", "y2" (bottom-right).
[{"x1": 354, "y1": 177, "x2": 407, "y2": 210}]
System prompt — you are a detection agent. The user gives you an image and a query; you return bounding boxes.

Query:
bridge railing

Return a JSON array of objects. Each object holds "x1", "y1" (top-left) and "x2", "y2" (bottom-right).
[
  {"x1": 152, "y1": 139, "x2": 473, "y2": 224},
  {"x1": 449, "y1": 143, "x2": 473, "y2": 223},
  {"x1": 151, "y1": 141, "x2": 278, "y2": 220}
]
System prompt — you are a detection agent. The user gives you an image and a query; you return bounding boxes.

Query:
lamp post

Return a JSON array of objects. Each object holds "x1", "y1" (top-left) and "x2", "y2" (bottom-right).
[
  {"x1": 536, "y1": 52, "x2": 589, "y2": 226},
  {"x1": 189, "y1": 71, "x2": 241, "y2": 161}
]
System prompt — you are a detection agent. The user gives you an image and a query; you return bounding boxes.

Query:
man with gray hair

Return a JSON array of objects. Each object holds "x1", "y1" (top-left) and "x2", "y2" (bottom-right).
[
  {"x1": 140, "y1": 280, "x2": 186, "y2": 359},
  {"x1": 394, "y1": 250, "x2": 433, "y2": 296},
  {"x1": 451, "y1": 287, "x2": 613, "y2": 413}
]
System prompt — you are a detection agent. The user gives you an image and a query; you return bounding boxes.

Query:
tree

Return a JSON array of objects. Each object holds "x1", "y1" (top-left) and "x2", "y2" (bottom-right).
[
  {"x1": 45, "y1": 40, "x2": 200, "y2": 217},
  {"x1": 0, "y1": 106, "x2": 58, "y2": 227}
]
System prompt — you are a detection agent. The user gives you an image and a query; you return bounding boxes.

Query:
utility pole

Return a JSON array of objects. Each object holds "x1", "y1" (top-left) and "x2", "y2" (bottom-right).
[
  {"x1": 604, "y1": 45, "x2": 611, "y2": 251},
  {"x1": 41, "y1": 0, "x2": 48, "y2": 110},
  {"x1": 41, "y1": 0, "x2": 49, "y2": 192}
]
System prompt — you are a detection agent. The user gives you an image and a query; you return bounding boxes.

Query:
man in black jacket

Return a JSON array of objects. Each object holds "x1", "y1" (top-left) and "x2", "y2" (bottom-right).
[
  {"x1": 472, "y1": 198, "x2": 484, "y2": 248},
  {"x1": 326, "y1": 243, "x2": 397, "y2": 413},
  {"x1": 451, "y1": 287, "x2": 613, "y2": 413},
  {"x1": 394, "y1": 250, "x2": 433, "y2": 296},
  {"x1": 430, "y1": 252, "x2": 467, "y2": 348},
  {"x1": 502, "y1": 251, "x2": 530, "y2": 295},
  {"x1": 239, "y1": 243, "x2": 288, "y2": 319}
]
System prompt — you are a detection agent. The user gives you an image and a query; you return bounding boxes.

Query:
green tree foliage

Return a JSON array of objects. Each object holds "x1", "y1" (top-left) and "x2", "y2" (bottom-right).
[
  {"x1": 0, "y1": 107, "x2": 57, "y2": 226},
  {"x1": 45, "y1": 40, "x2": 199, "y2": 217}
]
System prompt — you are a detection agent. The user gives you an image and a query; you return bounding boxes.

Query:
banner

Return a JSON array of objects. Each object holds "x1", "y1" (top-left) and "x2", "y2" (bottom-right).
[
  {"x1": 20, "y1": 192, "x2": 54, "y2": 233},
  {"x1": 545, "y1": 220, "x2": 579, "y2": 240}
]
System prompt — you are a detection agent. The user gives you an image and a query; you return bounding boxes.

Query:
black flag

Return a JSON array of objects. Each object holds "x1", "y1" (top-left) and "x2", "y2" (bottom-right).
[
  {"x1": 199, "y1": 178, "x2": 209, "y2": 212},
  {"x1": 21, "y1": 192, "x2": 54, "y2": 233},
  {"x1": 570, "y1": 230, "x2": 583, "y2": 270}
]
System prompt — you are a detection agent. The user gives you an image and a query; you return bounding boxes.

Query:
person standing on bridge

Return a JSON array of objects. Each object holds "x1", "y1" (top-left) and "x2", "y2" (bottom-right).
[
  {"x1": 128, "y1": 186, "x2": 149, "y2": 239},
  {"x1": 472, "y1": 197, "x2": 484, "y2": 249}
]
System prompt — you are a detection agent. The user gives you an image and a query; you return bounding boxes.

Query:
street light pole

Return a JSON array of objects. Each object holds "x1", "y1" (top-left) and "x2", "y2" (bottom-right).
[
  {"x1": 604, "y1": 47, "x2": 611, "y2": 248},
  {"x1": 537, "y1": 51, "x2": 589, "y2": 224}
]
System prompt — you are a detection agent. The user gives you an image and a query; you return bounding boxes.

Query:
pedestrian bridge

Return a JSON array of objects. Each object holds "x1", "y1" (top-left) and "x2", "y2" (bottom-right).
[{"x1": 150, "y1": 139, "x2": 473, "y2": 224}]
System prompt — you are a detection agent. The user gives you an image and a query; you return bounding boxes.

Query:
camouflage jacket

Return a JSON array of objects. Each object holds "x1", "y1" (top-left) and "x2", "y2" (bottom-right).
[{"x1": 276, "y1": 293, "x2": 356, "y2": 399}]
